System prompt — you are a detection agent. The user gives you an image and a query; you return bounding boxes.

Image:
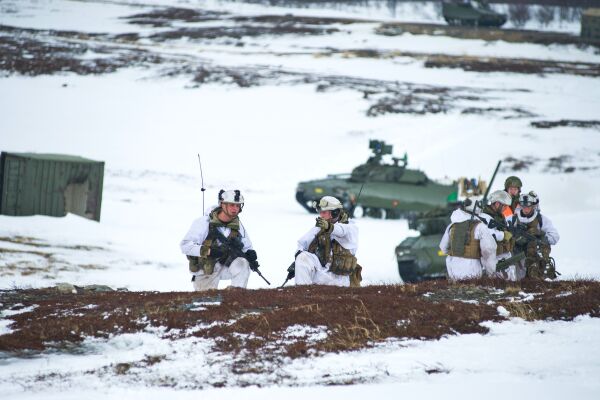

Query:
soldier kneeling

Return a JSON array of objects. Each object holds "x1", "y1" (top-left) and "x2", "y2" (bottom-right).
[
  {"x1": 511, "y1": 191, "x2": 560, "y2": 279},
  {"x1": 440, "y1": 199, "x2": 498, "y2": 281},
  {"x1": 293, "y1": 196, "x2": 361, "y2": 287},
  {"x1": 180, "y1": 190, "x2": 258, "y2": 291}
]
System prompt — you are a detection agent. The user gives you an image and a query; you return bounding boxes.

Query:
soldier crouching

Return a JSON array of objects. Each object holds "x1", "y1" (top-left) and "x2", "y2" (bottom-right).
[
  {"x1": 294, "y1": 196, "x2": 361, "y2": 287},
  {"x1": 439, "y1": 199, "x2": 497, "y2": 280},
  {"x1": 180, "y1": 189, "x2": 257, "y2": 291},
  {"x1": 511, "y1": 191, "x2": 560, "y2": 279}
]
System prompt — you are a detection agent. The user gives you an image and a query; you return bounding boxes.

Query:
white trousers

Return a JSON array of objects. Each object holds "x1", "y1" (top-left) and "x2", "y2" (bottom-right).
[
  {"x1": 294, "y1": 251, "x2": 350, "y2": 287},
  {"x1": 446, "y1": 256, "x2": 483, "y2": 281},
  {"x1": 192, "y1": 257, "x2": 250, "y2": 291}
]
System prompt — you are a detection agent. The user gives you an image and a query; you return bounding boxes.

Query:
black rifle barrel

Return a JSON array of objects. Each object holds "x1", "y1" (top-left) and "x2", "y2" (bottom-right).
[{"x1": 483, "y1": 160, "x2": 502, "y2": 204}]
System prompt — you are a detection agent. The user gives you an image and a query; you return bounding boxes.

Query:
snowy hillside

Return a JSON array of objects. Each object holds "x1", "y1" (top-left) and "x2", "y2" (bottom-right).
[{"x1": 1, "y1": 0, "x2": 600, "y2": 398}]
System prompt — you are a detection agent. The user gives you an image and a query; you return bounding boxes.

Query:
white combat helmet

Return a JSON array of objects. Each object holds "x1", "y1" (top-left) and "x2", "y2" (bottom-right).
[
  {"x1": 488, "y1": 190, "x2": 512, "y2": 206},
  {"x1": 519, "y1": 190, "x2": 539, "y2": 207},
  {"x1": 314, "y1": 196, "x2": 343, "y2": 212},
  {"x1": 218, "y1": 189, "x2": 245, "y2": 206}
]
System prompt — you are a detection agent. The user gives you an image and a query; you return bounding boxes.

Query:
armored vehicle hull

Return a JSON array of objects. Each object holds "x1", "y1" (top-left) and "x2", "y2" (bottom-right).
[
  {"x1": 396, "y1": 233, "x2": 447, "y2": 283},
  {"x1": 442, "y1": 1, "x2": 507, "y2": 28},
  {"x1": 296, "y1": 175, "x2": 456, "y2": 219},
  {"x1": 396, "y1": 208, "x2": 451, "y2": 283}
]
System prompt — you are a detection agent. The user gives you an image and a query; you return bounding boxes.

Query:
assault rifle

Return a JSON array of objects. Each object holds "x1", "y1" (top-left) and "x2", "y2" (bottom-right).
[
  {"x1": 280, "y1": 250, "x2": 301, "y2": 288},
  {"x1": 480, "y1": 215, "x2": 558, "y2": 277},
  {"x1": 280, "y1": 262, "x2": 296, "y2": 288},
  {"x1": 211, "y1": 228, "x2": 271, "y2": 285}
]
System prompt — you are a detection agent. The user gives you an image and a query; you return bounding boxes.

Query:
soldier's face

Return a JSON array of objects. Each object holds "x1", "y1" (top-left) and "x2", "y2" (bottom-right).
[
  {"x1": 222, "y1": 203, "x2": 240, "y2": 217},
  {"x1": 508, "y1": 187, "x2": 520, "y2": 196},
  {"x1": 492, "y1": 202, "x2": 506, "y2": 213},
  {"x1": 522, "y1": 205, "x2": 534, "y2": 216},
  {"x1": 319, "y1": 210, "x2": 333, "y2": 221}
]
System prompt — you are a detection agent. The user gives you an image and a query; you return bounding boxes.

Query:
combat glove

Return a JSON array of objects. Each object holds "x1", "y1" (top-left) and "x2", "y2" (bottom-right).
[
  {"x1": 502, "y1": 231, "x2": 513, "y2": 242},
  {"x1": 515, "y1": 235, "x2": 528, "y2": 247},
  {"x1": 316, "y1": 217, "x2": 333, "y2": 232},
  {"x1": 245, "y1": 249, "x2": 258, "y2": 262}
]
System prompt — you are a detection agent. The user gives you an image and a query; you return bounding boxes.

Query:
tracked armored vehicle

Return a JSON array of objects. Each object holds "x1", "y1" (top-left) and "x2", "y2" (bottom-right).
[
  {"x1": 295, "y1": 140, "x2": 459, "y2": 219},
  {"x1": 442, "y1": 1, "x2": 507, "y2": 28}
]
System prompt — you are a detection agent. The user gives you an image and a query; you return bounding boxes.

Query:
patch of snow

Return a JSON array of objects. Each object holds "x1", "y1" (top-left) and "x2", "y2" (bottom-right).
[{"x1": 497, "y1": 306, "x2": 510, "y2": 317}]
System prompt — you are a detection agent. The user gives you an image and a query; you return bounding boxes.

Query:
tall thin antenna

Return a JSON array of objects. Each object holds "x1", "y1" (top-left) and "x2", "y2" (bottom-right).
[{"x1": 198, "y1": 154, "x2": 206, "y2": 213}]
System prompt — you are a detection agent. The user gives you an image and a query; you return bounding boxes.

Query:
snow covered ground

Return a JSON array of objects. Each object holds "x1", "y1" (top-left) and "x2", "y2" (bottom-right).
[{"x1": 1, "y1": 0, "x2": 600, "y2": 397}]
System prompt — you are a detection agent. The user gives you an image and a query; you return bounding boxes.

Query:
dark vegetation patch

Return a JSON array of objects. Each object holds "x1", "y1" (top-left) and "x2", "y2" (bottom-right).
[
  {"x1": 124, "y1": 6, "x2": 363, "y2": 28},
  {"x1": 322, "y1": 49, "x2": 600, "y2": 77},
  {"x1": 501, "y1": 154, "x2": 598, "y2": 173},
  {"x1": 423, "y1": 55, "x2": 600, "y2": 77},
  {"x1": 502, "y1": 155, "x2": 540, "y2": 171},
  {"x1": 124, "y1": 7, "x2": 349, "y2": 40},
  {"x1": 231, "y1": 14, "x2": 364, "y2": 25},
  {"x1": 123, "y1": 7, "x2": 228, "y2": 27},
  {"x1": 531, "y1": 119, "x2": 600, "y2": 129},
  {"x1": 161, "y1": 62, "x2": 493, "y2": 115},
  {"x1": 149, "y1": 24, "x2": 338, "y2": 41},
  {"x1": 461, "y1": 106, "x2": 537, "y2": 119},
  {"x1": 1, "y1": 279, "x2": 598, "y2": 364},
  {"x1": 0, "y1": 22, "x2": 538, "y2": 118},
  {"x1": 0, "y1": 27, "x2": 163, "y2": 76},
  {"x1": 376, "y1": 22, "x2": 600, "y2": 48}
]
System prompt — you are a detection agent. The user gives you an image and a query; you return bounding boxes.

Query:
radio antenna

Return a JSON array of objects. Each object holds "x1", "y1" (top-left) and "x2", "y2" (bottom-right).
[{"x1": 198, "y1": 154, "x2": 206, "y2": 212}]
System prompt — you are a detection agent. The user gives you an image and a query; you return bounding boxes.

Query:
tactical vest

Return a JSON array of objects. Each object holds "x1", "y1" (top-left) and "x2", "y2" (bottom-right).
[
  {"x1": 447, "y1": 220, "x2": 481, "y2": 259},
  {"x1": 188, "y1": 209, "x2": 240, "y2": 275},
  {"x1": 483, "y1": 206, "x2": 514, "y2": 255},
  {"x1": 307, "y1": 222, "x2": 358, "y2": 276}
]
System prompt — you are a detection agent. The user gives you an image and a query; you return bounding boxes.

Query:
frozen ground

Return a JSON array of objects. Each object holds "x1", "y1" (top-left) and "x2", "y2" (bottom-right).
[{"x1": 1, "y1": 0, "x2": 600, "y2": 397}]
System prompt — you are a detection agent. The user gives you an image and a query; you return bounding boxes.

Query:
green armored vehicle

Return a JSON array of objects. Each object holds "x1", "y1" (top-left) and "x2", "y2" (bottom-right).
[
  {"x1": 396, "y1": 208, "x2": 452, "y2": 283},
  {"x1": 396, "y1": 161, "x2": 500, "y2": 283},
  {"x1": 442, "y1": 1, "x2": 507, "y2": 28},
  {"x1": 295, "y1": 140, "x2": 459, "y2": 219}
]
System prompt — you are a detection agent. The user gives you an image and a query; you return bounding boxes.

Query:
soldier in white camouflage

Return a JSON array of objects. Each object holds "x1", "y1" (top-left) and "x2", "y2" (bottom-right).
[
  {"x1": 180, "y1": 190, "x2": 257, "y2": 291},
  {"x1": 293, "y1": 196, "x2": 362, "y2": 287},
  {"x1": 510, "y1": 191, "x2": 560, "y2": 279},
  {"x1": 439, "y1": 199, "x2": 498, "y2": 280}
]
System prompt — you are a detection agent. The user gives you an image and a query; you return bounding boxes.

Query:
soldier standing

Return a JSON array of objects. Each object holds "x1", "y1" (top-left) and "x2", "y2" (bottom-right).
[
  {"x1": 480, "y1": 190, "x2": 517, "y2": 280},
  {"x1": 511, "y1": 191, "x2": 560, "y2": 279},
  {"x1": 503, "y1": 176, "x2": 522, "y2": 217},
  {"x1": 439, "y1": 200, "x2": 497, "y2": 280},
  {"x1": 180, "y1": 190, "x2": 258, "y2": 291},
  {"x1": 293, "y1": 196, "x2": 361, "y2": 287}
]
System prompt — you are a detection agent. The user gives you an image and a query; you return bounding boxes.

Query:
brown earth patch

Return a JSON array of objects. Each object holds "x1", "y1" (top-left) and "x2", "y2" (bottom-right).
[{"x1": 1, "y1": 279, "x2": 598, "y2": 364}]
